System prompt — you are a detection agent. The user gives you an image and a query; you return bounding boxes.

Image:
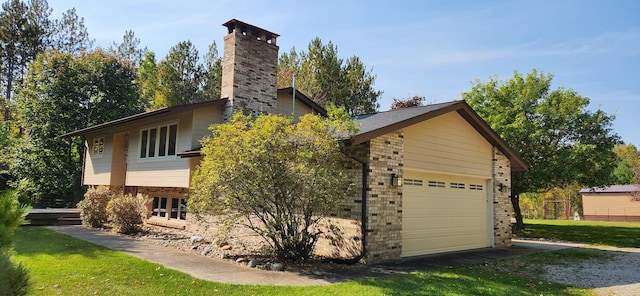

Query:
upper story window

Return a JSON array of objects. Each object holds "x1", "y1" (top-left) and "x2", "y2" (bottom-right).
[
  {"x1": 140, "y1": 123, "x2": 178, "y2": 159},
  {"x1": 92, "y1": 136, "x2": 104, "y2": 158}
]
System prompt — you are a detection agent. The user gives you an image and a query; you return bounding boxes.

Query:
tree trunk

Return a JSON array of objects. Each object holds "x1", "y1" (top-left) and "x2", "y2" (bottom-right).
[{"x1": 511, "y1": 192, "x2": 525, "y2": 232}]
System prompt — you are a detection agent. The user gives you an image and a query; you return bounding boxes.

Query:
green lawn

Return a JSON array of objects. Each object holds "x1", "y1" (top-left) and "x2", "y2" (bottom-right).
[
  {"x1": 517, "y1": 219, "x2": 640, "y2": 248},
  {"x1": 12, "y1": 227, "x2": 589, "y2": 295}
]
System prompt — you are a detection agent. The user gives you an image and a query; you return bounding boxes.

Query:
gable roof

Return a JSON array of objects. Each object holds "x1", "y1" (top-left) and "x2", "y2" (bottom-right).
[
  {"x1": 350, "y1": 100, "x2": 529, "y2": 172},
  {"x1": 61, "y1": 99, "x2": 228, "y2": 138},
  {"x1": 580, "y1": 184, "x2": 640, "y2": 193},
  {"x1": 277, "y1": 87, "x2": 327, "y2": 116}
]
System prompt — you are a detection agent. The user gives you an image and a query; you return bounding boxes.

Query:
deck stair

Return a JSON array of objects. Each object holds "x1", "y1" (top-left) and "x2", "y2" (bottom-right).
[{"x1": 25, "y1": 209, "x2": 82, "y2": 226}]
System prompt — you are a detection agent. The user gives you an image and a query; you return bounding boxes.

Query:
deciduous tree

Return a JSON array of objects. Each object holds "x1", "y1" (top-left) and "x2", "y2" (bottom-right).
[
  {"x1": 462, "y1": 69, "x2": 619, "y2": 231},
  {"x1": 189, "y1": 107, "x2": 357, "y2": 261},
  {"x1": 10, "y1": 49, "x2": 144, "y2": 206},
  {"x1": 390, "y1": 95, "x2": 426, "y2": 110},
  {"x1": 612, "y1": 143, "x2": 639, "y2": 184}
]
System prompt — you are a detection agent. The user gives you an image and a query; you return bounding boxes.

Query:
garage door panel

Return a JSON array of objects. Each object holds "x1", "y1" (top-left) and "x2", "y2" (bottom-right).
[{"x1": 402, "y1": 171, "x2": 490, "y2": 257}]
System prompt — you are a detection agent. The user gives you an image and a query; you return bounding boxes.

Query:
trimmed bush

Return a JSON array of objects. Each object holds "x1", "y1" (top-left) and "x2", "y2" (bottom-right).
[
  {"x1": 0, "y1": 251, "x2": 30, "y2": 295},
  {"x1": 77, "y1": 186, "x2": 113, "y2": 228},
  {"x1": 107, "y1": 194, "x2": 146, "y2": 234}
]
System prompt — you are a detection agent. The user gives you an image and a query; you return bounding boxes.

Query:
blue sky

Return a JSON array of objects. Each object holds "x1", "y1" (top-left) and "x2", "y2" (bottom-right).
[{"x1": 48, "y1": 0, "x2": 640, "y2": 145}]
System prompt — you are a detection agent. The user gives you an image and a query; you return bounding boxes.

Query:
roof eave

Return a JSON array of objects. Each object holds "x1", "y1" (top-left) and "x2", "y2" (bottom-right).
[{"x1": 61, "y1": 99, "x2": 228, "y2": 138}]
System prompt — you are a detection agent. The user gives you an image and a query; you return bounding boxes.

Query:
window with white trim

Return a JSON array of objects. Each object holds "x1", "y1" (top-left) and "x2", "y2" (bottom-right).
[
  {"x1": 151, "y1": 196, "x2": 186, "y2": 220},
  {"x1": 140, "y1": 123, "x2": 178, "y2": 159},
  {"x1": 92, "y1": 136, "x2": 104, "y2": 157}
]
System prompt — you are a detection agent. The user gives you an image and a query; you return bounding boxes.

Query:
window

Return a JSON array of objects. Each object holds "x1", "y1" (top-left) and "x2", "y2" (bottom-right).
[
  {"x1": 450, "y1": 182, "x2": 465, "y2": 189},
  {"x1": 428, "y1": 180, "x2": 446, "y2": 188},
  {"x1": 151, "y1": 196, "x2": 186, "y2": 221},
  {"x1": 92, "y1": 136, "x2": 104, "y2": 157},
  {"x1": 404, "y1": 178, "x2": 423, "y2": 186},
  {"x1": 140, "y1": 123, "x2": 178, "y2": 159},
  {"x1": 470, "y1": 184, "x2": 484, "y2": 191}
]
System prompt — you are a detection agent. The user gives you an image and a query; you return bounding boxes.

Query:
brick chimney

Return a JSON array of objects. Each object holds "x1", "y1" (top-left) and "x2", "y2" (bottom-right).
[{"x1": 221, "y1": 19, "x2": 279, "y2": 120}]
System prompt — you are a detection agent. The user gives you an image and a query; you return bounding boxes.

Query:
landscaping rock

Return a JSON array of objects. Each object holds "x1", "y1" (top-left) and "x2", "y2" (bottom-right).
[
  {"x1": 190, "y1": 235, "x2": 203, "y2": 244},
  {"x1": 236, "y1": 257, "x2": 249, "y2": 264},
  {"x1": 247, "y1": 259, "x2": 260, "y2": 268},
  {"x1": 270, "y1": 262, "x2": 284, "y2": 271}
]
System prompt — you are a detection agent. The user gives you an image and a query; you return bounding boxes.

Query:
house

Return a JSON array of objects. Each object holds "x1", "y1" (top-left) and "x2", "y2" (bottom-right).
[
  {"x1": 63, "y1": 19, "x2": 528, "y2": 263},
  {"x1": 580, "y1": 185, "x2": 640, "y2": 222}
]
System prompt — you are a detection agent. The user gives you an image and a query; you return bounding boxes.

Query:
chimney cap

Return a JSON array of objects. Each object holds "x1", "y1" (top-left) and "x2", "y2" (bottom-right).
[{"x1": 223, "y1": 19, "x2": 280, "y2": 41}]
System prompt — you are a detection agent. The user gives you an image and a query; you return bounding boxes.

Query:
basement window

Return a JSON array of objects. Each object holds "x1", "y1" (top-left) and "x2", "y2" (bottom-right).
[
  {"x1": 450, "y1": 182, "x2": 466, "y2": 189},
  {"x1": 140, "y1": 122, "x2": 178, "y2": 159},
  {"x1": 151, "y1": 196, "x2": 186, "y2": 221},
  {"x1": 428, "y1": 180, "x2": 446, "y2": 188},
  {"x1": 404, "y1": 179, "x2": 423, "y2": 186}
]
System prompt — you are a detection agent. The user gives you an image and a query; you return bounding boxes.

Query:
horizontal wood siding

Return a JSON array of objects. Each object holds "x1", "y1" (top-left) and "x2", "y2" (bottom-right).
[
  {"x1": 83, "y1": 133, "x2": 112, "y2": 185},
  {"x1": 276, "y1": 93, "x2": 314, "y2": 119},
  {"x1": 125, "y1": 111, "x2": 194, "y2": 188},
  {"x1": 191, "y1": 106, "x2": 224, "y2": 148},
  {"x1": 404, "y1": 112, "x2": 492, "y2": 177}
]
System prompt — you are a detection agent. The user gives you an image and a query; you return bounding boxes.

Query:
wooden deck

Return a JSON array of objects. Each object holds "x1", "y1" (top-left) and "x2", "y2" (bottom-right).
[{"x1": 24, "y1": 208, "x2": 82, "y2": 225}]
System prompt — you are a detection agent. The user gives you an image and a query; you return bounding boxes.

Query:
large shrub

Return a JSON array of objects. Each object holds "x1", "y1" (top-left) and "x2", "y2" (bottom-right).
[
  {"x1": 0, "y1": 252, "x2": 30, "y2": 296},
  {"x1": 107, "y1": 194, "x2": 146, "y2": 234},
  {"x1": 77, "y1": 186, "x2": 113, "y2": 228},
  {"x1": 190, "y1": 109, "x2": 357, "y2": 261}
]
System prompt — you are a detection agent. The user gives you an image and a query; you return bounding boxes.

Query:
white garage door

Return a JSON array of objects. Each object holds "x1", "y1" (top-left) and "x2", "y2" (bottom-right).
[{"x1": 402, "y1": 171, "x2": 490, "y2": 257}]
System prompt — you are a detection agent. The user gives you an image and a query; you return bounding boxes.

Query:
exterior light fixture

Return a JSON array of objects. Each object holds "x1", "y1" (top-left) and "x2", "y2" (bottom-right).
[{"x1": 391, "y1": 173, "x2": 401, "y2": 186}]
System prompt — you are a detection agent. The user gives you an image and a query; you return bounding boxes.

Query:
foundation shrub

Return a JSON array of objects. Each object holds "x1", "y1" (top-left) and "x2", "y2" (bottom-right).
[
  {"x1": 77, "y1": 186, "x2": 113, "y2": 228},
  {"x1": 107, "y1": 194, "x2": 146, "y2": 234}
]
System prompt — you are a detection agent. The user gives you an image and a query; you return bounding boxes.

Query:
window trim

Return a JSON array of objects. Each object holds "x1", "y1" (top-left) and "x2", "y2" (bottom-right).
[
  {"x1": 150, "y1": 196, "x2": 186, "y2": 221},
  {"x1": 91, "y1": 135, "x2": 105, "y2": 158},
  {"x1": 139, "y1": 121, "x2": 179, "y2": 161}
]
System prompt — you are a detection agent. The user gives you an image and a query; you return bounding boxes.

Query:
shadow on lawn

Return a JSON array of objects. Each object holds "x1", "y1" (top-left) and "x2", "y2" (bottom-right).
[
  {"x1": 519, "y1": 223, "x2": 640, "y2": 248},
  {"x1": 14, "y1": 226, "x2": 134, "y2": 258}
]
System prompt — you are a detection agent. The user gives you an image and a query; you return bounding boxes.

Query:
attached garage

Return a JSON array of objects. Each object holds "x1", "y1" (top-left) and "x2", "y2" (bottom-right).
[
  {"x1": 345, "y1": 101, "x2": 528, "y2": 263},
  {"x1": 402, "y1": 171, "x2": 491, "y2": 257}
]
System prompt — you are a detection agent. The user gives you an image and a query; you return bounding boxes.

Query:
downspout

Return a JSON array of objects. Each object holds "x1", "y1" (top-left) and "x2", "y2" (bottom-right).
[
  {"x1": 349, "y1": 153, "x2": 368, "y2": 262},
  {"x1": 324, "y1": 147, "x2": 367, "y2": 264},
  {"x1": 291, "y1": 75, "x2": 296, "y2": 117}
]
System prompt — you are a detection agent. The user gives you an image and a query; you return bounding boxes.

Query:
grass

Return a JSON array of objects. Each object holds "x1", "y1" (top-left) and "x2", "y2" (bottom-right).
[
  {"x1": 516, "y1": 219, "x2": 640, "y2": 248},
  {"x1": 12, "y1": 226, "x2": 590, "y2": 295}
]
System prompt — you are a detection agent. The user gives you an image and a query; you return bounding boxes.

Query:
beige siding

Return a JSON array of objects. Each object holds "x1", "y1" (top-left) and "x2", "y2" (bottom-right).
[
  {"x1": 583, "y1": 193, "x2": 640, "y2": 217},
  {"x1": 276, "y1": 93, "x2": 314, "y2": 119},
  {"x1": 125, "y1": 111, "x2": 194, "y2": 188},
  {"x1": 402, "y1": 171, "x2": 490, "y2": 257},
  {"x1": 191, "y1": 106, "x2": 224, "y2": 148},
  {"x1": 404, "y1": 112, "x2": 492, "y2": 177},
  {"x1": 83, "y1": 133, "x2": 113, "y2": 185}
]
